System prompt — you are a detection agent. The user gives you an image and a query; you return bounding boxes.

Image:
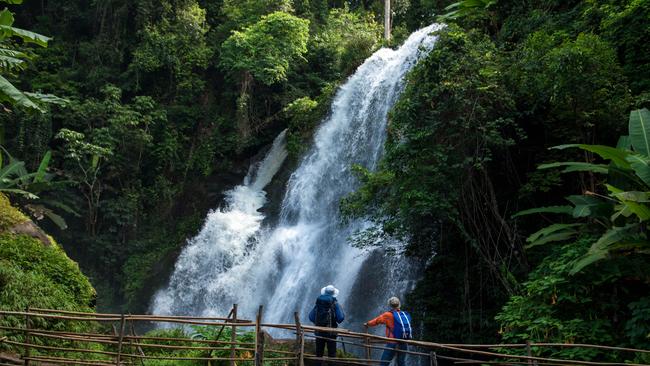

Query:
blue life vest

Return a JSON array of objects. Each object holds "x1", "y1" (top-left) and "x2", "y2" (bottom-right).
[{"x1": 391, "y1": 310, "x2": 413, "y2": 339}]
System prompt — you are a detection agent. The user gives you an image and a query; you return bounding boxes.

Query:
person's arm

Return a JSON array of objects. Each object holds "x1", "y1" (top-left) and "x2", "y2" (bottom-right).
[
  {"x1": 365, "y1": 312, "x2": 390, "y2": 327},
  {"x1": 335, "y1": 303, "x2": 345, "y2": 323},
  {"x1": 308, "y1": 306, "x2": 316, "y2": 323}
]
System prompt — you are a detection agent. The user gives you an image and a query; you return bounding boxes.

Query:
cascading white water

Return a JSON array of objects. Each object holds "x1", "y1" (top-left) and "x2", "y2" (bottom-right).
[
  {"x1": 153, "y1": 24, "x2": 444, "y2": 330},
  {"x1": 152, "y1": 130, "x2": 288, "y2": 315}
]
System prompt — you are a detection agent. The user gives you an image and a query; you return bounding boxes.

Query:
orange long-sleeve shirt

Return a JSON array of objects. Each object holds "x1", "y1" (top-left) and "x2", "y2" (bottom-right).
[{"x1": 367, "y1": 310, "x2": 401, "y2": 339}]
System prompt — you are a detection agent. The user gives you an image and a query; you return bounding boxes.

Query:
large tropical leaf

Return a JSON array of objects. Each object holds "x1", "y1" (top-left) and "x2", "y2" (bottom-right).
[
  {"x1": 0, "y1": 74, "x2": 42, "y2": 111},
  {"x1": 439, "y1": 0, "x2": 495, "y2": 19},
  {"x1": 571, "y1": 224, "x2": 645, "y2": 274},
  {"x1": 512, "y1": 205, "x2": 573, "y2": 218},
  {"x1": 0, "y1": 8, "x2": 13, "y2": 26},
  {"x1": 571, "y1": 249, "x2": 608, "y2": 275},
  {"x1": 526, "y1": 231, "x2": 578, "y2": 249},
  {"x1": 617, "y1": 135, "x2": 631, "y2": 150},
  {"x1": 612, "y1": 191, "x2": 650, "y2": 202},
  {"x1": 566, "y1": 195, "x2": 612, "y2": 218},
  {"x1": 608, "y1": 165, "x2": 646, "y2": 192},
  {"x1": 0, "y1": 25, "x2": 50, "y2": 47},
  {"x1": 24, "y1": 92, "x2": 69, "y2": 106},
  {"x1": 552, "y1": 144, "x2": 631, "y2": 169},
  {"x1": 628, "y1": 108, "x2": 650, "y2": 157},
  {"x1": 607, "y1": 184, "x2": 650, "y2": 221},
  {"x1": 0, "y1": 187, "x2": 37, "y2": 198},
  {"x1": 626, "y1": 153, "x2": 650, "y2": 188},
  {"x1": 0, "y1": 8, "x2": 47, "y2": 46},
  {"x1": 39, "y1": 198, "x2": 80, "y2": 217},
  {"x1": 538, "y1": 161, "x2": 608, "y2": 174},
  {"x1": 0, "y1": 159, "x2": 23, "y2": 183},
  {"x1": 34, "y1": 150, "x2": 51, "y2": 183},
  {"x1": 0, "y1": 47, "x2": 26, "y2": 71},
  {"x1": 24, "y1": 203, "x2": 67, "y2": 229},
  {"x1": 526, "y1": 223, "x2": 581, "y2": 249}
]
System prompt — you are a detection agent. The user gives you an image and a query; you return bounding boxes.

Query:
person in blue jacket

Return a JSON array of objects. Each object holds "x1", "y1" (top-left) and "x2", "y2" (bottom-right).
[{"x1": 309, "y1": 285, "x2": 345, "y2": 364}]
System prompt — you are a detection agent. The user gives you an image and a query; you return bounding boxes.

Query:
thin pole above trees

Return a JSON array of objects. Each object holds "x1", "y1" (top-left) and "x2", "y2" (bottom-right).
[{"x1": 384, "y1": 0, "x2": 391, "y2": 41}]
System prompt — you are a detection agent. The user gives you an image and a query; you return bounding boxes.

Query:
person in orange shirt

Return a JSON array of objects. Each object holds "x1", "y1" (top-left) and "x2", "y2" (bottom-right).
[{"x1": 364, "y1": 297, "x2": 410, "y2": 366}]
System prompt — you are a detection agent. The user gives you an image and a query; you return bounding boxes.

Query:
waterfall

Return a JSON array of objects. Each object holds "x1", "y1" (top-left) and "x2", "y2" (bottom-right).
[
  {"x1": 152, "y1": 130, "x2": 288, "y2": 315},
  {"x1": 152, "y1": 24, "x2": 444, "y2": 330}
]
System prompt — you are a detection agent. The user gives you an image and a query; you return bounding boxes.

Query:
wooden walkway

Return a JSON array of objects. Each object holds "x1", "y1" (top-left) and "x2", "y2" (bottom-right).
[{"x1": 0, "y1": 306, "x2": 649, "y2": 366}]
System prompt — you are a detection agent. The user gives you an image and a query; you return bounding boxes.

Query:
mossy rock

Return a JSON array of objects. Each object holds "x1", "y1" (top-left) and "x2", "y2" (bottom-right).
[
  {"x1": 0, "y1": 194, "x2": 96, "y2": 316},
  {"x1": 0, "y1": 233, "x2": 96, "y2": 310},
  {"x1": 0, "y1": 233, "x2": 98, "y2": 355},
  {"x1": 0, "y1": 193, "x2": 28, "y2": 231}
]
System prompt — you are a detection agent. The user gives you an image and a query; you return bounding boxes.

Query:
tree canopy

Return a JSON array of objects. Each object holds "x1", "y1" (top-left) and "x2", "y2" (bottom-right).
[{"x1": 220, "y1": 11, "x2": 310, "y2": 86}]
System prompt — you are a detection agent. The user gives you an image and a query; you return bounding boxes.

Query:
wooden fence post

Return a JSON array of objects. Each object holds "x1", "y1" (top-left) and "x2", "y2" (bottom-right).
[
  {"x1": 230, "y1": 304, "x2": 238, "y2": 366},
  {"x1": 115, "y1": 313, "x2": 126, "y2": 366},
  {"x1": 294, "y1": 312, "x2": 304, "y2": 366},
  {"x1": 526, "y1": 340, "x2": 538, "y2": 366},
  {"x1": 254, "y1": 306, "x2": 264, "y2": 366},
  {"x1": 129, "y1": 320, "x2": 146, "y2": 366},
  {"x1": 364, "y1": 325, "x2": 371, "y2": 366},
  {"x1": 430, "y1": 352, "x2": 438, "y2": 366},
  {"x1": 23, "y1": 306, "x2": 31, "y2": 366}
]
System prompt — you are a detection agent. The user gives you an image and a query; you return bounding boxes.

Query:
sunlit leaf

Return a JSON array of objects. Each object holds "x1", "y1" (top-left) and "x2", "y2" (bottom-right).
[
  {"x1": 526, "y1": 223, "x2": 581, "y2": 245},
  {"x1": 538, "y1": 161, "x2": 609, "y2": 174},
  {"x1": 629, "y1": 108, "x2": 650, "y2": 157},
  {"x1": 512, "y1": 205, "x2": 573, "y2": 218},
  {"x1": 566, "y1": 195, "x2": 612, "y2": 218},
  {"x1": 552, "y1": 144, "x2": 631, "y2": 169},
  {"x1": 34, "y1": 151, "x2": 51, "y2": 183},
  {"x1": 0, "y1": 74, "x2": 43, "y2": 111},
  {"x1": 0, "y1": 25, "x2": 50, "y2": 47},
  {"x1": 626, "y1": 153, "x2": 650, "y2": 188}
]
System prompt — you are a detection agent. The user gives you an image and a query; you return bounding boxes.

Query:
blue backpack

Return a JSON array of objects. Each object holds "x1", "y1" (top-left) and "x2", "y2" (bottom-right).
[
  {"x1": 391, "y1": 310, "x2": 413, "y2": 339},
  {"x1": 315, "y1": 296, "x2": 337, "y2": 327}
]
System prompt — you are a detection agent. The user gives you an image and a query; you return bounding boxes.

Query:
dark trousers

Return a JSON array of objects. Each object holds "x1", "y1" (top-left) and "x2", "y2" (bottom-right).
[
  {"x1": 315, "y1": 332, "x2": 337, "y2": 364},
  {"x1": 380, "y1": 343, "x2": 407, "y2": 366}
]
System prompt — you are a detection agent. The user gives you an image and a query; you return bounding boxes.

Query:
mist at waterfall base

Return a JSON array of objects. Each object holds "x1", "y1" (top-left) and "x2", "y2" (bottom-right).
[{"x1": 152, "y1": 24, "x2": 444, "y2": 339}]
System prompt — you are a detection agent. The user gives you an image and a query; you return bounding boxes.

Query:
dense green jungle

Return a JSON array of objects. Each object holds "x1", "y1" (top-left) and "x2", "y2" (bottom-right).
[{"x1": 1, "y1": 0, "x2": 650, "y2": 364}]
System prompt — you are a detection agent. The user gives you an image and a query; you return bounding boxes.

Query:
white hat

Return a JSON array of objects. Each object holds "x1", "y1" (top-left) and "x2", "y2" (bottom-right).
[
  {"x1": 388, "y1": 297, "x2": 401, "y2": 308},
  {"x1": 321, "y1": 285, "x2": 339, "y2": 297}
]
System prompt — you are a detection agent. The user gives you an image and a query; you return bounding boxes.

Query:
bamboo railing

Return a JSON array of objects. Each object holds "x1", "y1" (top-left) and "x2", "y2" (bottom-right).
[{"x1": 1, "y1": 306, "x2": 649, "y2": 366}]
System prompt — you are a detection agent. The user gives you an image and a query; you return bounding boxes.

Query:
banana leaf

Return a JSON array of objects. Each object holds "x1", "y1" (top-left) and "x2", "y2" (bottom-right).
[
  {"x1": 512, "y1": 205, "x2": 573, "y2": 218},
  {"x1": 526, "y1": 223, "x2": 581, "y2": 249},
  {"x1": 552, "y1": 144, "x2": 631, "y2": 169},
  {"x1": 628, "y1": 108, "x2": 650, "y2": 157},
  {"x1": 566, "y1": 195, "x2": 613, "y2": 218},
  {"x1": 626, "y1": 153, "x2": 650, "y2": 188},
  {"x1": 538, "y1": 161, "x2": 609, "y2": 174}
]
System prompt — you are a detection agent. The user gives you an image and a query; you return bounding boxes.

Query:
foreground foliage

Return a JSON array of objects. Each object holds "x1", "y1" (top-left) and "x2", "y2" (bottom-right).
[
  {"x1": 498, "y1": 109, "x2": 650, "y2": 360},
  {"x1": 496, "y1": 238, "x2": 650, "y2": 362}
]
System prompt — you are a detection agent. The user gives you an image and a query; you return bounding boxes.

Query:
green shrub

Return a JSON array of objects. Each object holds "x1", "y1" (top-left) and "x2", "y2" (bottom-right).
[
  {"x1": 496, "y1": 237, "x2": 650, "y2": 361},
  {"x1": 0, "y1": 233, "x2": 96, "y2": 308},
  {"x1": 0, "y1": 233, "x2": 98, "y2": 354}
]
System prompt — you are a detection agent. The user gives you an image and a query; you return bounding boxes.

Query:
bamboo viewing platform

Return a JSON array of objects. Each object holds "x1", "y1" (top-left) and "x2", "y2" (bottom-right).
[{"x1": 0, "y1": 306, "x2": 648, "y2": 366}]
